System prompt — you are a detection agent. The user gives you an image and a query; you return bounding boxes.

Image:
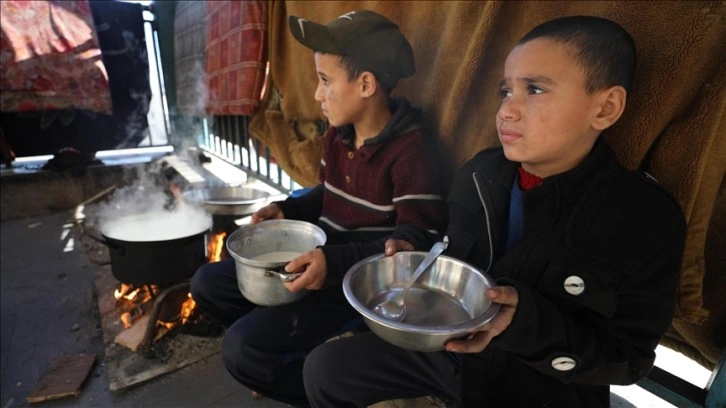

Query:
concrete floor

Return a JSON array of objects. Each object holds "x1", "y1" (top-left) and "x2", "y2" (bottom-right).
[
  {"x1": 0, "y1": 159, "x2": 711, "y2": 408},
  {"x1": 0, "y1": 211, "x2": 291, "y2": 408}
]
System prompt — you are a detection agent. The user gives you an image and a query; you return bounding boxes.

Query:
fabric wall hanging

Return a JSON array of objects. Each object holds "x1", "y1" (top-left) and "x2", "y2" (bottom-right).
[
  {"x1": 205, "y1": 0, "x2": 268, "y2": 116},
  {"x1": 0, "y1": 0, "x2": 112, "y2": 114}
]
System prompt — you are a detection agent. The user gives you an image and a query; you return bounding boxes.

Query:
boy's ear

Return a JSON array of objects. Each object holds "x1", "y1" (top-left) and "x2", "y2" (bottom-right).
[
  {"x1": 593, "y1": 86, "x2": 627, "y2": 131},
  {"x1": 359, "y1": 71, "x2": 377, "y2": 98}
]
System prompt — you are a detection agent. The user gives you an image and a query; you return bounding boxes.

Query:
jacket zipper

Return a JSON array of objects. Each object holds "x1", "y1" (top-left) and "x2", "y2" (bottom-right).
[{"x1": 472, "y1": 172, "x2": 494, "y2": 274}]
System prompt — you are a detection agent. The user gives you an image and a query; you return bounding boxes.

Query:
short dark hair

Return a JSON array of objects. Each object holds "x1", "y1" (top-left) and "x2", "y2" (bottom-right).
[
  {"x1": 518, "y1": 16, "x2": 636, "y2": 93},
  {"x1": 336, "y1": 54, "x2": 393, "y2": 95}
]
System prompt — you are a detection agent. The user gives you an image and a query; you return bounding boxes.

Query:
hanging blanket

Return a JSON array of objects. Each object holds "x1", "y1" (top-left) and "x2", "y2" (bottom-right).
[
  {"x1": 205, "y1": 0, "x2": 267, "y2": 116},
  {"x1": 0, "y1": 0, "x2": 112, "y2": 114},
  {"x1": 249, "y1": 1, "x2": 726, "y2": 369},
  {"x1": 0, "y1": 0, "x2": 151, "y2": 156}
]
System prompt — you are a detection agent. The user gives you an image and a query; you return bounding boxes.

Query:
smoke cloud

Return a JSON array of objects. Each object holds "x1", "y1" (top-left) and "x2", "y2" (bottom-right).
[{"x1": 89, "y1": 164, "x2": 212, "y2": 241}]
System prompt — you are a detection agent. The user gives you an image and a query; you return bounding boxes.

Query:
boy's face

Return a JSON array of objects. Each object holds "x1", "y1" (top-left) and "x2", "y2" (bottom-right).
[
  {"x1": 496, "y1": 38, "x2": 604, "y2": 177},
  {"x1": 313, "y1": 53, "x2": 363, "y2": 127}
]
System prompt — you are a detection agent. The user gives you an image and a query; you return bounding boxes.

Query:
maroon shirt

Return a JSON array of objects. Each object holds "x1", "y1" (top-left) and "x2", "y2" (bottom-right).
[{"x1": 278, "y1": 98, "x2": 448, "y2": 286}]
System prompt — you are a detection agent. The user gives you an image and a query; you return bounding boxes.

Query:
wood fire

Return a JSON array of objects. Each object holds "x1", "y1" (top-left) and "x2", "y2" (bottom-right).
[
  {"x1": 113, "y1": 282, "x2": 199, "y2": 350},
  {"x1": 180, "y1": 293, "x2": 196, "y2": 325},
  {"x1": 114, "y1": 283, "x2": 156, "y2": 329},
  {"x1": 207, "y1": 231, "x2": 227, "y2": 262}
]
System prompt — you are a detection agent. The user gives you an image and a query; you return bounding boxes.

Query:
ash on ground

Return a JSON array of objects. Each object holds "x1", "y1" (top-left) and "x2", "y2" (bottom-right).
[{"x1": 179, "y1": 308, "x2": 225, "y2": 338}]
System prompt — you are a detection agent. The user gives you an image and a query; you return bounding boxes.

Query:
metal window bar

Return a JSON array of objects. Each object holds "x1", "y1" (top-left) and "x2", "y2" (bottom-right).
[{"x1": 200, "y1": 115, "x2": 302, "y2": 195}]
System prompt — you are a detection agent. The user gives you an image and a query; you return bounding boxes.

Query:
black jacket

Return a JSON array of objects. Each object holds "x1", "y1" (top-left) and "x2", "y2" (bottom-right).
[{"x1": 446, "y1": 140, "x2": 686, "y2": 407}]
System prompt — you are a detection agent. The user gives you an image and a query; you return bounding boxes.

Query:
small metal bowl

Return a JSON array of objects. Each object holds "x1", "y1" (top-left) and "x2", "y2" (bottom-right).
[{"x1": 343, "y1": 252, "x2": 500, "y2": 352}]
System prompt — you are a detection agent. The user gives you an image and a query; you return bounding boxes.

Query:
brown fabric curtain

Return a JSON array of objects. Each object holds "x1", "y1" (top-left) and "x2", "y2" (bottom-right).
[{"x1": 249, "y1": 0, "x2": 726, "y2": 368}]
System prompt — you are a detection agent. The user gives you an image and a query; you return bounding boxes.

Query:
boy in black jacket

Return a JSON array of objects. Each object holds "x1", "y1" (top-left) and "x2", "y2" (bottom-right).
[
  {"x1": 302, "y1": 15, "x2": 687, "y2": 407},
  {"x1": 190, "y1": 10, "x2": 447, "y2": 406}
]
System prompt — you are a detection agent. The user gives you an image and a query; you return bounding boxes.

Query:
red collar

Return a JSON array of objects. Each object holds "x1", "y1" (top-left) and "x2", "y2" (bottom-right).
[{"x1": 517, "y1": 167, "x2": 543, "y2": 190}]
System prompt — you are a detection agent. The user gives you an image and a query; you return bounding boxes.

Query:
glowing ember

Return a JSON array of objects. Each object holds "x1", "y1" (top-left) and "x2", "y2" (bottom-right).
[
  {"x1": 180, "y1": 292, "x2": 196, "y2": 325},
  {"x1": 120, "y1": 312, "x2": 134, "y2": 329},
  {"x1": 114, "y1": 284, "x2": 156, "y2": 329},
  {"x1": 158, "y1": 321, "x2": 175, "y2": 331},
  {"x1": 114, "y1": 283, "x2": 139, "y2": 301},
  {"x1": 207, "y1": 231, "x2": 227, "y2": 262}
]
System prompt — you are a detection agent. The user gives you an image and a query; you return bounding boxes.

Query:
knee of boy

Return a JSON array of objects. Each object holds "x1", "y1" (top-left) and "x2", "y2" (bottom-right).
[
  {"x1": 189, "y1": 262, "x2": 215, "y2": 300},
  {"x1": 303, "y1": 343, "x2": 338, "y2": 389},
  {"x1": 220, "y1": 324, "x2": 272, "y2": 381},
  {"x1": 221, "y1": 327, "x2": 247, "y2": 369}
]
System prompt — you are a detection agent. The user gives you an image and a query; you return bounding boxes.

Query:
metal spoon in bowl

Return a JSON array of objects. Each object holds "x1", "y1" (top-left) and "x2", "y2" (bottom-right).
[{"x1": 373, "y1": 236, "x2": 450, "y2": 321}]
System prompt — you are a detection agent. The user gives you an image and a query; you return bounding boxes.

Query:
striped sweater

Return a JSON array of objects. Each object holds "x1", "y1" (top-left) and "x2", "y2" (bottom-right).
[{"x1": 277, "y1": 98, "x2": 449, "y2": 287}]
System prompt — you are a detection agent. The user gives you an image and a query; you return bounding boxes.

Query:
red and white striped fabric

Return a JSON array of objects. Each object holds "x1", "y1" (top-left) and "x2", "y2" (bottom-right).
[{"x1": 205, "y1": 0, "x2": 268, "y2": 116}]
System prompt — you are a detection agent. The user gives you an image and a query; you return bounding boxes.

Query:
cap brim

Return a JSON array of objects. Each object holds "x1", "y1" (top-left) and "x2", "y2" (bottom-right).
[{"x1": 288, "y1": 15, "x2": 344, "y2": 55}]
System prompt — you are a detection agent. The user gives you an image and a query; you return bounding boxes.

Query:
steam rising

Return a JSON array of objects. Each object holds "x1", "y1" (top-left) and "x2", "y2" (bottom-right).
[
  {"x1": 99, "y1": 208, "x2": 211, "y2": 242},
  {"x1": 92, "y1": 166, "x2": 212, "y2": 242}
]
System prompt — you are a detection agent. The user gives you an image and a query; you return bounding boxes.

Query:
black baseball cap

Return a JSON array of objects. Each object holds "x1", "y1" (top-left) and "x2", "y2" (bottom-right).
[{"x1": 288, "y1": 10, "x2": 415, "y2": 88}]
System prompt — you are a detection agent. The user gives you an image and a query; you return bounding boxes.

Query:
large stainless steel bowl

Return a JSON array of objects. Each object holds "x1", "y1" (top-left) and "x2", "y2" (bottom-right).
[
  {"x1": 182, "y1": 186, "x2": 271, "y2": 216},
  {"x1": 344, "y1": 252, "x2": 500, "y2": 352},
  {"x1": 227, "y1": 219, "x2": 326, "y2": 306}
]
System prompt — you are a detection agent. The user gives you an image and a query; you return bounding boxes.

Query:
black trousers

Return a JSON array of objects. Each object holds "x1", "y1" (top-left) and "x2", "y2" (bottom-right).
[
  {"x1": 190, "y1": 259, "x2": 364, "y2": 407},
  {"x1": 303, "y1": 331, "x2": 462, "y2": 408}
]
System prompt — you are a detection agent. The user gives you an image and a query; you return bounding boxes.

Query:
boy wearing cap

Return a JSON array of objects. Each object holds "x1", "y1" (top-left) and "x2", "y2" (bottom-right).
[
  {"x1": 190, "y1": 10, "x2": 447, "y2": 406},
  {"x1": 302, "y1": 15, "x2": 686, "y2": 408}
]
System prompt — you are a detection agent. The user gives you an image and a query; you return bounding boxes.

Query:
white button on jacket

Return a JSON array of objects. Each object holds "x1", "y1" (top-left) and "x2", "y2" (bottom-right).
[
  {"x1": 551, "y1": 356, "x2": 577, "y2": 371},
  {"x1": 564, "y1": 275, "x2": 585, "y2": 295}
]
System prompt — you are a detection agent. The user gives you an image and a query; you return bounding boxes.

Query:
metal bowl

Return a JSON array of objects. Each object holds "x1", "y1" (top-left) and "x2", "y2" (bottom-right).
[
  {"x1": 182, "y1": 186, "x2": 271, "y2": 216},
  {"x1": 343, "y1": 252, "x2": 500, "y2": 352},
  {"x1": 226, "y1": 219, "x2": 326, "y2": 306}
]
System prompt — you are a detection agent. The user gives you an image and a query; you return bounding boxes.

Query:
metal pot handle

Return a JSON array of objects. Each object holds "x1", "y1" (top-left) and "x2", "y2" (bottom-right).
[
  {"x1": 264, "y1": 269, "x2": 303, "y2": 282},
  {"x1": 82, "y1": 230, "x2": 125, "y2": 256}
]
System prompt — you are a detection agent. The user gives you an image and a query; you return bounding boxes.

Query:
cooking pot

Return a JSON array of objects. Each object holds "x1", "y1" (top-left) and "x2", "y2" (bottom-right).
[
  {"x1": 226, "y1": 219, "x2": 326, "y2": 306},
  {"x1": 96, "y1": 211, "x2": 212, "y2": 286},
  {"x1": 181, "y1": 186, "x2": 272, "y2": 216}
]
